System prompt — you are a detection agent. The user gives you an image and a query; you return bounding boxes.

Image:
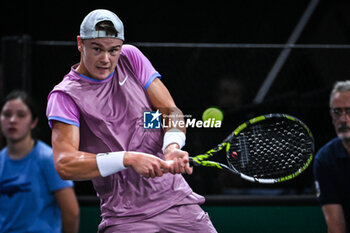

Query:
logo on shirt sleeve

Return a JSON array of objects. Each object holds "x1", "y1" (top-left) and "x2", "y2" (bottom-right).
[{"x1": 143, "y1": 110, "x2": 161, "y2": 129}]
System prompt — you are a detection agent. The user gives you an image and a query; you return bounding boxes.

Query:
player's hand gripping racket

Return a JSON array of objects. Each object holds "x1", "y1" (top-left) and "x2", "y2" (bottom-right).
[{"x1": 189, "y1": 113, "x2": 314, "y2": 183}]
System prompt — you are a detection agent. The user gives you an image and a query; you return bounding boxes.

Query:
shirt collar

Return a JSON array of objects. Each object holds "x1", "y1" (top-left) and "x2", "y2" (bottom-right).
[{"x1": 70, "y1": 64, "x2": 115, "y2": 83}]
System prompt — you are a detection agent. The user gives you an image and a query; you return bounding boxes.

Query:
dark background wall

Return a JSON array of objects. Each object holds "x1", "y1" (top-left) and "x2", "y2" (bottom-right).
[{"x1": 0, "y1": 0, "x2": 349, "y2": 44}]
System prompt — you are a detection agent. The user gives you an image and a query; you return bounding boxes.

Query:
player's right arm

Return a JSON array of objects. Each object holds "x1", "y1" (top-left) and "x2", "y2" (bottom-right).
[
  {"x1": 51, "y1": 121, "x2": 99, "y2": 180},
  {"x1": 51, "y1": 121, "x2": 170, "y2": 180}
]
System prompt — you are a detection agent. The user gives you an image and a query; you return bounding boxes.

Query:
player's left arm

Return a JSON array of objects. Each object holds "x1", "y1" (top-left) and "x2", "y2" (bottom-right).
[{"x1": 147, "y1": 78, "x2": 192, "y2": 174}]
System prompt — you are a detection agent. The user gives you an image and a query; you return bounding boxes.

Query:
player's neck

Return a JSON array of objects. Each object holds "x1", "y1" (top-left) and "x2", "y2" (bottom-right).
[
  {"x1": 75, "y1": 62, "x2": 90, "y2": 77},
  {"x1": 75, "y1": 62, "x2": 114, "y2": 81},
  {"x1": 7, "y1": 136, "x2": 35, "y2": 160}
]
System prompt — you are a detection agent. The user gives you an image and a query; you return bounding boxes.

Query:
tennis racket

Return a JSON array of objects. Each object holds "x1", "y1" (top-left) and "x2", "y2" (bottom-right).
[{"x1": 189, "y1": 113, "x2": 314, "y2": 184}]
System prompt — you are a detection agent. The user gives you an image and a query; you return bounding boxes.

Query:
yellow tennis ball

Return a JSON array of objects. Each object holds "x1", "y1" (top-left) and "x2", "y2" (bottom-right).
[{"x1": 202, "y1": 107, "x2": 224, "y2": 122}]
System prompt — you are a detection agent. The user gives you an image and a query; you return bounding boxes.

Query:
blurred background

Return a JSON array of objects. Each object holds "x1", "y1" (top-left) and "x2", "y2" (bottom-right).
[{"x1": 1, "y1": 0, "x2": 348, "y2": 231}]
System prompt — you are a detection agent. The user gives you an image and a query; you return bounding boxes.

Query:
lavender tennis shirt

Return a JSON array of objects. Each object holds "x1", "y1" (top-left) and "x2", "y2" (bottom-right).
[{"x1": 46, "y1": 45, "x2": 204, "y2": 230}]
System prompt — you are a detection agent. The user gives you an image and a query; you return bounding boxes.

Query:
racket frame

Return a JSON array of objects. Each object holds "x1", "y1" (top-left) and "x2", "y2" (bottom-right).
[{"x1": 190, "y1": 113, "x2": 315, "y2": 184}]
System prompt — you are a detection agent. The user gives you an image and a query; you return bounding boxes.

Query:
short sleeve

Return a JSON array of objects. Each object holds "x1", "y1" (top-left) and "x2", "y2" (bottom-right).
[
  {"x1": 122, "y1": 44, "x2": 161, "y2": 90},
  {"x1": 313, "y1": 157, "x2": 340, "y2": 205},
  {"x1": 46, "y1": 91, "x2": 80, "y2": 128}
]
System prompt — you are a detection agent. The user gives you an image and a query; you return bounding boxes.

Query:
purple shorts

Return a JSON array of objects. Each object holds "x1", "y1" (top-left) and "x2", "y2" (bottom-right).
[{"x1": 101, "y1": 204, "x2": 217, "y2": 233}]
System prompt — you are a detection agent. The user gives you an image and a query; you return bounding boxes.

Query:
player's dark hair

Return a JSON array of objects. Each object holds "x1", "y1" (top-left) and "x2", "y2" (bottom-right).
[{"x1": 95, "y1": 20, "x2": 119, "y2": 37}]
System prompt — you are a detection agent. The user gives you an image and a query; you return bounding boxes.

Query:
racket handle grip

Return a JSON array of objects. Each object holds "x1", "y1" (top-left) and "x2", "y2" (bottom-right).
[{"x1": 188, "y1": 157, "x2": 197, "y2": 167}]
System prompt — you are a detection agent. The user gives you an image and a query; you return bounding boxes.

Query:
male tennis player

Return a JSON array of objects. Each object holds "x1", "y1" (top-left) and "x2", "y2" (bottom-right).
[
  {"x1": 46, "y1": 9, "x2": 217, "y2": 232},
  {"x1": 314, "y1": 81, "x2": 350, "y2": 233}
]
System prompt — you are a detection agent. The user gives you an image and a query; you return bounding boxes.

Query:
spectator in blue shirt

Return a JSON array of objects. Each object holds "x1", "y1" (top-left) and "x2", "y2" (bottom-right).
[
  {"x1": 314, "y1": 81, "x2": 350, "y2": 233},
  {"x1": 0, "y1": 90, "x2": 80, "y2": 233}
]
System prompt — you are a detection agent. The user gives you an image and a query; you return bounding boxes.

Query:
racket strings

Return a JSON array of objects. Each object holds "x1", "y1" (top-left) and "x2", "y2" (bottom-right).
[{"x1": 227, "y1": 119, "x2": 313, "y2": 179}]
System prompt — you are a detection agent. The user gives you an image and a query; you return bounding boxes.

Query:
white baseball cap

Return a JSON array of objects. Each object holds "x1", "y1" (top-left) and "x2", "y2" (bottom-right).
[{"x1": 80, "y1": 9, "x2": 124, "y2": 40}]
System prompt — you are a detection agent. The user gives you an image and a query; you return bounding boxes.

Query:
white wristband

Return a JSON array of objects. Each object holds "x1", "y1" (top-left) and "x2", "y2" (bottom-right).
[
  {"x1": 162, "y1": 130, "x2": 186, "y2": 153},
  {"x1": 96, "y1": 151, "x2": 127, "y2": 177}
]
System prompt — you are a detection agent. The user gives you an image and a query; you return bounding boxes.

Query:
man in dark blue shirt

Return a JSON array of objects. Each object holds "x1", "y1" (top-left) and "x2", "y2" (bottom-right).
[{"x1": 314, "y1": 80, "x2": 350, "y2": 233}]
